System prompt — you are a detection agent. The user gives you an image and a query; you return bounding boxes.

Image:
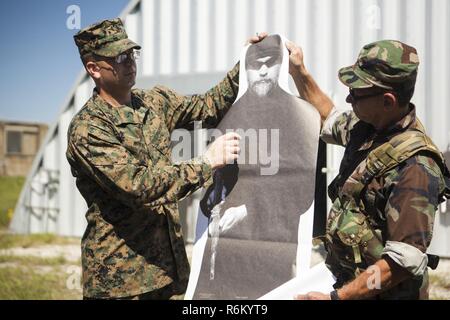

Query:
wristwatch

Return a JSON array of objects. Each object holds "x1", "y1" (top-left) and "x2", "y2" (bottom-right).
[{"x1": 330, "y1": 289, "x2": 340, "y2": 300}]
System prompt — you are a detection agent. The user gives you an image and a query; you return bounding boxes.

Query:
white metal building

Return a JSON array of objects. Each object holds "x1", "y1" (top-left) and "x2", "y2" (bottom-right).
[{"x1": 11, "y1": 0, "x2": 450, "y2": 257}]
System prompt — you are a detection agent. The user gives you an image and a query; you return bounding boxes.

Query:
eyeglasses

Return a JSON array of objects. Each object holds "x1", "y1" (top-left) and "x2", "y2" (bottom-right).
[
  {"x1": 114, "y1": 50, "x2": 140, "y2": 64},
  {"x1": 348, "y1": 88, "x2": 385, "y2": 101}
]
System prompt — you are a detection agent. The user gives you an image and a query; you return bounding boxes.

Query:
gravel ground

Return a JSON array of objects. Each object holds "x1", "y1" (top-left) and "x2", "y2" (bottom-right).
[{"x1": 429, "y1": 259, "x2": 450, "y2": 299}]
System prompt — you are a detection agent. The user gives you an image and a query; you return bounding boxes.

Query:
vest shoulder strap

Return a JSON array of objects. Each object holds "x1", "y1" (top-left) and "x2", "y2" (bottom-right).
[
  {"x1": 365, "y1": 132, "x2": 441, "y2": 177},
  {"x1": 361, "y1": 122, "x2": 448, "y2": 187}
]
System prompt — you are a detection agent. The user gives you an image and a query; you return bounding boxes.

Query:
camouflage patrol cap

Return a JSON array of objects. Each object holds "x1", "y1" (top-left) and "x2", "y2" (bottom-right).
[
  {"x1": 74, "y1": 18, "x2": 141, "y2": 58},
  {"x1": 338, "y1": 40, "x2": 420, "y2": 90}
]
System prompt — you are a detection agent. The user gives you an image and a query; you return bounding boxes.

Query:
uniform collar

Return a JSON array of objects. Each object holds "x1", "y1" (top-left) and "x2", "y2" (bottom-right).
[
  {"x1": 357, "y1": 104, "x2": 417, "y2": 151},
  {"x1": 378, "y1": 103, "x2": 416, "y2": 136},
  {"x1": 92, "y1": 88, "x2": 148, "y2": 125}
]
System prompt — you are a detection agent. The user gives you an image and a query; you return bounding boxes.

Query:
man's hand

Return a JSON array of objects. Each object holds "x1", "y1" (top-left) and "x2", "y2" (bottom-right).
[
  {"x1": 204, "y1": 132, "x2": 241, "y2": 169},
  {"x1": 294, "y1": 292, "x2": 331, "y2": 300},
  {"x1": 294, "y1": 258, "x2": 411, "y2": 300},
  {"x1": 246, "y1": 32, "x2": 268, "y2": 45},
  {"x1": 284, "y1": 39, "x2": 334, "y2": 125},
  {"x1": 285, "y1": 40, "x2": 307, "y2": 77}
]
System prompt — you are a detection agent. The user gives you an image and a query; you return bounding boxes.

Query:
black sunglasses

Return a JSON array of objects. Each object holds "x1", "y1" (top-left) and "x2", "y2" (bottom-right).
[
  {"x1": 247, "y1": 56, "x2": 281, "y2": 70},
  {"x1": 348, "y1": 88, "x2": 386, "y2": 101}
]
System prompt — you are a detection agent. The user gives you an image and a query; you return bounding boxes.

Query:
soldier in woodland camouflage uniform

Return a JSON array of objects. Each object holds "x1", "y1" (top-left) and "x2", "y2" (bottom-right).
[
  {"x1": 285, "y1": 39, "x2": 450, "y2": 300},
  {"x1": 67, "y1": 18, "x2": 249, "y2": 299}
]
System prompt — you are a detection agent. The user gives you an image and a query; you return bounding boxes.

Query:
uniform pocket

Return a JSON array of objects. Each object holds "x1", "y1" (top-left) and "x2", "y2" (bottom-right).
[{"x1": 333, "y1": 202, "x2": 382, "y2": 266}]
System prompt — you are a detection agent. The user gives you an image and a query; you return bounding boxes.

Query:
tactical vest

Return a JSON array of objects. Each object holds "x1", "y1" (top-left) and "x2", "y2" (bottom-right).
[{"x1": 321, "y1": 120, "x2": 450, "y2": 288}]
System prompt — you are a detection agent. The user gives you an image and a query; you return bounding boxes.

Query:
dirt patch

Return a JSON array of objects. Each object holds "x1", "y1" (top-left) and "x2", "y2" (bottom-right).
[{"x1": 0, "y1": 245, "x2": 80, "y2": 262}]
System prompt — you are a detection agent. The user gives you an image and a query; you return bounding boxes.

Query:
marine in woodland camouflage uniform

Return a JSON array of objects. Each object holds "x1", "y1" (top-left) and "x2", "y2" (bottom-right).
[
  {"x1": 66, "y1": 18, "x2": 239, "y2": 299},
  {"x1": 318, "y1": 40, "x2": 450, "y2": 299}
]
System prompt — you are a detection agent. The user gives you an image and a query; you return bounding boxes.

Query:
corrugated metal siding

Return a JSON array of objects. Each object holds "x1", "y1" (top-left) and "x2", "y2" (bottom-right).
[
  {"x1": 127, "y1": 0, "x2": 450, "y2": 148},
  {"x1": 11, "y1": 0, "x2": 450, "y2": 256}
]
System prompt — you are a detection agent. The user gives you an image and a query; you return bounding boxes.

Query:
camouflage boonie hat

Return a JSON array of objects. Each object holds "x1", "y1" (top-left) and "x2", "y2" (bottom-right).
[
  {"x1": 74, "y1": 18, "x2": 141, "y2": 58},
  {"x1": 338, "y1": 40, "x2": 420, "y2": 90}
]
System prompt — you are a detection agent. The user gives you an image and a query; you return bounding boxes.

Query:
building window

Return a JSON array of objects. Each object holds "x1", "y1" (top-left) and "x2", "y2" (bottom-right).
[{"x1": 6, "y1": 131, "x2": 22, "y2": 154}]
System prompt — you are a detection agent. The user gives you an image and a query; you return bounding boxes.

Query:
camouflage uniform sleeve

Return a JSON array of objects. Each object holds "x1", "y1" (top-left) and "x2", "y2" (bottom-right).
[
  {"x1": 381, "y1": 155, "x2": 445, "y2": 276},
  {"x1": 320, "y1": 108, "x2": 360, "y2": 147},
  {"x1": 67, "y1": 118, "x2": 212, "y2": 209},
  {"x1": 150, "y1": 62, "x2": 240, "y2": 132}
]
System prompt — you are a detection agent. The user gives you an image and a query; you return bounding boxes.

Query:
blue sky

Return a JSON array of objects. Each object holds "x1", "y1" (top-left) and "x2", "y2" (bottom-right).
[{"x1": 0, "y1": 0, "x2": 129, "y2": 124}]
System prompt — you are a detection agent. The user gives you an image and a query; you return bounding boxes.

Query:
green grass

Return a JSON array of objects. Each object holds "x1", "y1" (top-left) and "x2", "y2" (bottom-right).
[
  {"x1": 0, "y1": 266, "x2": 81, "y2": 300},
  {"x1": 0, "y1": 231, "x2": 82, "y2": 299},
  {"x1": 0, "y1": 233, "x2": 82, "y2": 300},
  {"x1": 0, "y1": 233, "x2": 79, "y2": 249},
  {"x1": 0, "y1": 176, "x2": 25, "y2": 228}
]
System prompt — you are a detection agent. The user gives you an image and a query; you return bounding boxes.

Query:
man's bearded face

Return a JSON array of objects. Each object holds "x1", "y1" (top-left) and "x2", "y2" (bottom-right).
[{"x1": 247, "y1": 55, "x2": 281, "y2": 97}]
